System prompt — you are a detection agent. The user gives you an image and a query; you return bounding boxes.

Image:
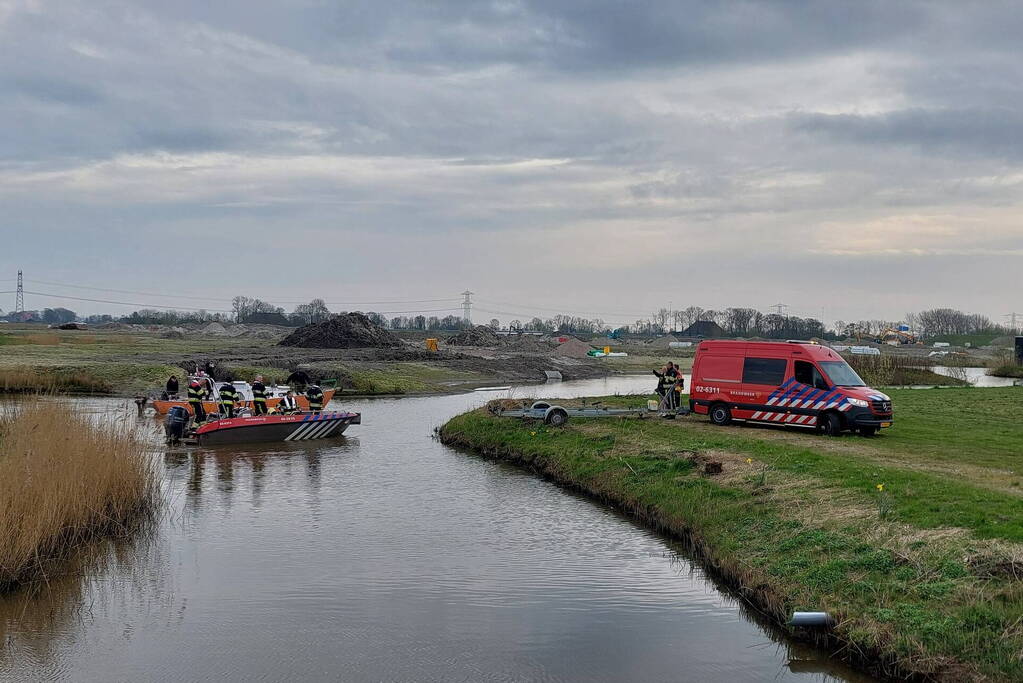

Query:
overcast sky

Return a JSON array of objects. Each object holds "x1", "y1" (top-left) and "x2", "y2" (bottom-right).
[{"x1": 2, "y1": 0, "x2": 1021, "y2": 326}]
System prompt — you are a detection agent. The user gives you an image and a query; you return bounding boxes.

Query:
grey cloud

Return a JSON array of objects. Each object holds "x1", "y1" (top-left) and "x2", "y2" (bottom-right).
[
  {"x1": 1, "y1": 0, "x2": 1023, "y2": 321},
  {"x1": 789, "y1": 108, "x2": 1023, "y2": 160}
]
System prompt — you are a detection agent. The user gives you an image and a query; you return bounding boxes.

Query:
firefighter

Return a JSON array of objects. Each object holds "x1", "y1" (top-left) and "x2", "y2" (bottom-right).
[
  {"x1": 218, "y1": 382, "x2": 238, "y2": 419},
  {"x1": 652, "y1": 362, "x2": 676, "y2": 397},
  {"x1": 187, "y1": 378, "x2": 207, "y2": 423},
  {"x1": 251, "y1": 375, "x2": 268, "y2": 415},
  {"x1": 306, "y1": 384, "x2": 324, "y2": 413},
  {"x1": 278, "y1": 391, "x2": 298, "y2": 414}
]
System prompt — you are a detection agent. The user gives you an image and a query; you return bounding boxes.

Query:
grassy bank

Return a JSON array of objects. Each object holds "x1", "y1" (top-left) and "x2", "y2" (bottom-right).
[
  {"x1": 989, "y1": 364, "x2": 1023, "y2": 379},
  {"x1": 440, "y1": 387, "x2": 1023, "y2": 681},
  {"x1": 0, "y1": 401, "x2": 158, "y2": 589},
  {"x1": 845, "y1": 354, "x2": 969, "y2": 387}
]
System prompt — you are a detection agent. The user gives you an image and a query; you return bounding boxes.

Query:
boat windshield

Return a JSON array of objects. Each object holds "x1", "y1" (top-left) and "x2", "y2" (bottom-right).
[{"x1": 819, "y1": 361, "x2": 866, "y2": 387}]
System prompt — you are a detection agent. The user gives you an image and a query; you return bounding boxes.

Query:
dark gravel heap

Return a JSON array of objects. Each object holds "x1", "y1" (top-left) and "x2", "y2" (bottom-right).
[
  {"x1": 445, "y1": 326, "x2": 501, "y2": 346},
  {"x1": 278, "y1": 313, "x2": 402, "y2": 349}
]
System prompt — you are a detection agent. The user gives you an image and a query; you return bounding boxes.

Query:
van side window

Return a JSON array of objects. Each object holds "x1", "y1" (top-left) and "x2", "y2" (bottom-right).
[
  {"x1": 742, "y1": 357, "x2": 786, "y2": 385},
  {"x1": 794, "y1": 360, "x2": 829, "y2": 390}
]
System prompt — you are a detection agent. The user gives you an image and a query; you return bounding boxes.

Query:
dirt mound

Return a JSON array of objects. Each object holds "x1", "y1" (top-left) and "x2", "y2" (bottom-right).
[
  {"x1": 554, "y1": 336, "x2": 595, "y2": 358},
  {"x1": 278, "y1": 313, "x2": 402, "y2": 349},
  {"x1": 503, "y1": 334, "x2": 552, "y2": 352},
  {"x1": 445, "y1": 326, "x2": 501, "y2": 347},
  {"x1": 201, "y1": 322, "x2": 228, "y2": 336}
]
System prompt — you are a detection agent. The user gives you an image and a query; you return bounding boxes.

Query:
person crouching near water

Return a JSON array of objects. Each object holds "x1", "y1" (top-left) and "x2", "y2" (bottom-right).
[
  {"x1": 164, "y1": 405, "x2": 190, "y2": 445},
  {"x1": 251, "y1": 375, "x2": 268, "y2": 415},
  {"x1": 165, "y1": 375, "x2": 179, "y2": 399}
]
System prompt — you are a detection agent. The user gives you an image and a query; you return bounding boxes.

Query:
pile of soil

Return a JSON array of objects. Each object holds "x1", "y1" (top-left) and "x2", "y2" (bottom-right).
[
  {"x1": 445, "y1": 326, "x2": 501, "y2": 346},
  {"x1": 554, "y1": 336, "x2": 595, "y2": 358},
  {"x1": 201, "y1": 322, "x2": 228, "y2": 336},
  {"x1": 502, "y1": 334, "x2": 552, "y2": 352},
  {"x1": 278, "y1": 313, "x2": 402, "y2": 349}
]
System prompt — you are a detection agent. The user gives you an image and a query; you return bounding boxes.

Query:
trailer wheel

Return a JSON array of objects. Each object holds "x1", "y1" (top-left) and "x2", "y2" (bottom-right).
[
  {"x1": 709, "y1": 403, "x2": 732, "y2": 426},
  {"x1": 545, "y1": 409, "x2": 568, "y2": 427},
  {"x1": 818, "y1": 412, "x2": 843, "y2": 437}
]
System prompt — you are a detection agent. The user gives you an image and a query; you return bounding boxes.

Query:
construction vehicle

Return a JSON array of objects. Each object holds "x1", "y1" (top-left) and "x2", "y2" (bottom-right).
[{"x1": 875, "y1": 327, "x2": 918, "y2": 345}]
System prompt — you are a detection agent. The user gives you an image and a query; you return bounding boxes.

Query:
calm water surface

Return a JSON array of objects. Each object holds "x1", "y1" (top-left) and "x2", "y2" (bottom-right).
[{"x1": 0, "y1": 377, "x2": 873, "y2": 682}]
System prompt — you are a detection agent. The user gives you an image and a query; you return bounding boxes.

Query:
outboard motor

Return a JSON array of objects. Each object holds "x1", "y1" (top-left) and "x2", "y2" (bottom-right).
[{"x1": 164, "y1": 405, "x2": 190, "y2": 445}]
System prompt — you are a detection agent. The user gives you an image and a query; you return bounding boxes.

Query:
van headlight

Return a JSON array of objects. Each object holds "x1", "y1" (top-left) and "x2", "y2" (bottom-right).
[{"x1": 846, "y1": 398, "x2": 868, "y2": 408}]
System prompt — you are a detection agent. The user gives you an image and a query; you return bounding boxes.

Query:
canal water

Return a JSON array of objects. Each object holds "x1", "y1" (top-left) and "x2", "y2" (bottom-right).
[
  {"x1": 929, "y1": 366, "x2": 1017, "y2": 387},
  {"x1": 0, "y1": 377, "x2": 872, "y2": 682}
]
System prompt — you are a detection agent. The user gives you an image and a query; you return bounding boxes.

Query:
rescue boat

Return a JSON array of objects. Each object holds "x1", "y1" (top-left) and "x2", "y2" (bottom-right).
[
  {"x1": 189, "y1": 411, "x2": 360, "y2": 446},
  {"x1": 151, "y1": 376, "x2": 336, "y2": 415}
]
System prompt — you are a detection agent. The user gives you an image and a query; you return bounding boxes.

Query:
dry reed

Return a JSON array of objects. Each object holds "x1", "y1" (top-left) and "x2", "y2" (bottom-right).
[
  {"x1": 0, "y1": 400, "x2": 158, "y2": 589},
  {"x1": 0, "y1": 368, "x2": 111, "y2": 394}
]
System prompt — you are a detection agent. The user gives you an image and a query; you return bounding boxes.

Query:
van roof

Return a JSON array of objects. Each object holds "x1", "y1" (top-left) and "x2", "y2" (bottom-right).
[{"x1": 696, "y1": 339, "x2": 844, "y2": 361}]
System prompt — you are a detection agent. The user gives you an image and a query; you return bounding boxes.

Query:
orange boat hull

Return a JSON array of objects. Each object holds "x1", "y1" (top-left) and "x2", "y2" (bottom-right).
[{"x1": 152, "y1": 389, "x2": 336, "y2": 415}]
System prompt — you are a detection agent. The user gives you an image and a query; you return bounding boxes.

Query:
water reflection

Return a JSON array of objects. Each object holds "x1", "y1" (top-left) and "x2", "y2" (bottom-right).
[{"x1": 0, "y1": 379, "x2": 872, "y2": 682}]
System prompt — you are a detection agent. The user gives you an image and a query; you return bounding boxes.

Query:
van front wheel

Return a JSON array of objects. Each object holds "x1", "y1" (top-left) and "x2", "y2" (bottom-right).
[
  {"x1": 709, "y1": 403, "x2": 732, "y2": 426},
  {"x1": 818, "y1": 412, "x2": 843, "y2": 437}
]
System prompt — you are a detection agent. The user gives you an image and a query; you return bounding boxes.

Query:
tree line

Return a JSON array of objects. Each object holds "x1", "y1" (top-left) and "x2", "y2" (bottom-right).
[{"x1": 3, "y1": 299, "x2": 1017, "y2": 340}]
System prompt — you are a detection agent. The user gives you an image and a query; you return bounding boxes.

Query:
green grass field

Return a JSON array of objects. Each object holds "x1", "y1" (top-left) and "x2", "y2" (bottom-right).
[
  {"x1": 0, "y1": 329, "x2": 500, "y2": 396},
  {"x1": 441, "y1": 387, "x2": 1023, "y2": 681}
]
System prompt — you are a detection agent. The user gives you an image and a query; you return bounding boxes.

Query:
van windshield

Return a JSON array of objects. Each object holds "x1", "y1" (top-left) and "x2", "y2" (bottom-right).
[{"x1": 819, "y1": 361, "x2": 866, "y2": 387}]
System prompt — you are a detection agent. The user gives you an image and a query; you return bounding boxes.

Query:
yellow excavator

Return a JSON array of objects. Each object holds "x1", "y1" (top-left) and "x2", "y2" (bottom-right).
[{"x1": 876, "y1": 328, "x2": 919, "y2": 345}]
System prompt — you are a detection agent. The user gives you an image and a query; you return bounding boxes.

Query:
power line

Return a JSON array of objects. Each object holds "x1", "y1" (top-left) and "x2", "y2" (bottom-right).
[
  {"x1": 22, "y1": 290, "x2": 235, "y2": 313},
  {"x1": 20, "y1": 289, "x2": 462, "y2": 316},
  {"x1": 475, "y1": 298, "x2": 649, "y2": 319},
  {"x1": 24, "y1": 278, "x2": 461, "y2": 306}
]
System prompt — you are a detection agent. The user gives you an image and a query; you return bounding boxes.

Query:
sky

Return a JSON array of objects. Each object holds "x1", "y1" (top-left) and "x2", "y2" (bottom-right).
[{"x1": 1, "y1": 0, "x2": 1021, "y2": 327}]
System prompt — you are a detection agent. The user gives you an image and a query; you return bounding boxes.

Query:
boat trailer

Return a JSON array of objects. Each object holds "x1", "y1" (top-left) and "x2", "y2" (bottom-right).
[{"x1": 490, "y1": 400, "x2": 687, "y2": 427}]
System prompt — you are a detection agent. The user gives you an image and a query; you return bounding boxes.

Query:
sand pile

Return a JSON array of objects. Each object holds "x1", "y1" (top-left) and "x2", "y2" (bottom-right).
[
  {"x1": 201, "y1": 322, "x2": 228, "y2": 336},
  {"x1": 278, "y1": 313, "x2": 402, "y2": 349},
  {"x1": 445, "y1": 326, "x2": 501, "y2": 346}
]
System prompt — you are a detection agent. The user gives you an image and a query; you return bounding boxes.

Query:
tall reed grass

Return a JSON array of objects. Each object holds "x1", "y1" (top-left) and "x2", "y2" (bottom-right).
[
  {"x1": 844, "y1": 354, "x2": 968, "y2": 386},
  {"x1": 0, "y1": 368, "x2": 112, "y2": 394},
  {"x1": 0, "y1": 400, "x2": 158, "y2": 589}
]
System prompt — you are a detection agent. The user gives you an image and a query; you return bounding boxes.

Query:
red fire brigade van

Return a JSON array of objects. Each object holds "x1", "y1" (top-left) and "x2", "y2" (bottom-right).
[{"x1": 689, "y1": 340, "x2": 893, "y2": 436}]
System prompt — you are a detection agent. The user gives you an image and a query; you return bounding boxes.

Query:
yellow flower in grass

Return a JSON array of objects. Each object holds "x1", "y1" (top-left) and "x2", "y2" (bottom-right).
[
  {"x1": 745, "y1": 458, "x2": 753, "y2": 465},
  {"x1": 530, "y1": 431, "x2": 537, "y2": 437},
  {"x1": 876, "y1": 484, "x2": 884, "y2": 492}
]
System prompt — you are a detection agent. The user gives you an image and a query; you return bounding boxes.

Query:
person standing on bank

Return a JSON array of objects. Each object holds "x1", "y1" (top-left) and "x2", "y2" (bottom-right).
[
  {"x1": 306, "y1": 384, "x2": 324, "y2": 413},
  {"x1": 165, "y1": 375, "x2": 179, "y2": 399},
  {"x1": 251, "y1": 375, "x2": 268, "y2": 415}
]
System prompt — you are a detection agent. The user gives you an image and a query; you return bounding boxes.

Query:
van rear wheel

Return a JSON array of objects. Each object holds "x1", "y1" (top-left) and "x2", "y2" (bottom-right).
[
  {"x1": 818, "y1": 412, "x2": 842, "y2": 437},
  {"x1": 709, "y1": 403, "x2": 732, "y2": 426}
]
